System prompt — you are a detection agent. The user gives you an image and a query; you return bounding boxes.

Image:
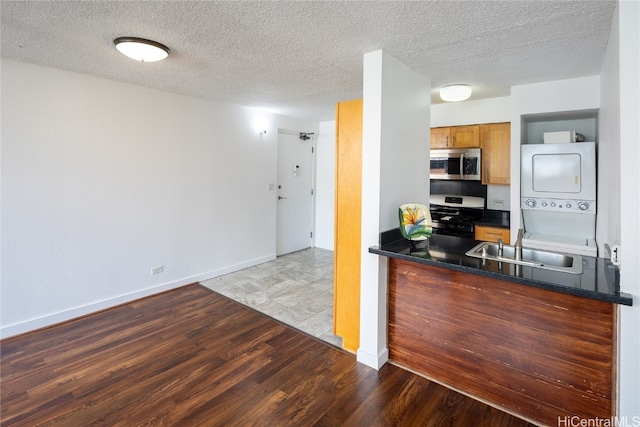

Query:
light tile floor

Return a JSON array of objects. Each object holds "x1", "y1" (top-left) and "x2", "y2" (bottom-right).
[{"x1": 200, "y1": 248, "x2": 342, "y2": 348}]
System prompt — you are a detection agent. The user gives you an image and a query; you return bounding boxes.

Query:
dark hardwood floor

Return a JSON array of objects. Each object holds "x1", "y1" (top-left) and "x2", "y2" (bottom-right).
[{"x1": 1, "y1": 284, "x2": 535, "y2": 426}]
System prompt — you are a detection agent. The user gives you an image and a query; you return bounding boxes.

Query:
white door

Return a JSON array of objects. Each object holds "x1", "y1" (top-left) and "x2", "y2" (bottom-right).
[{"x1": 276, "y1": 130, "x2": 314, "y2": 255}]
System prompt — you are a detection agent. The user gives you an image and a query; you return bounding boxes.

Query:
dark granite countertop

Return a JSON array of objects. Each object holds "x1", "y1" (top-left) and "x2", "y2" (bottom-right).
[{"x1": 369, "y1": 230, "x2": 632, "y2": 306}]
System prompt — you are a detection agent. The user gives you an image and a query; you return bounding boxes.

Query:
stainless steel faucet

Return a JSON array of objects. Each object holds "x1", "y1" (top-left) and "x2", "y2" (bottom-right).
[
  {"x1": 515, "y1": 228, "x2": 524, "y2": 260},
  {"x1": 497, "y1": 238, "x2": 504, "y2": 257}
]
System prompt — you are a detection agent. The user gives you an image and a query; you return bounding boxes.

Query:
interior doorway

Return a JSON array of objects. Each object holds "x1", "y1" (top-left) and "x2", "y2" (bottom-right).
[{"x1": 276, "y1": 130, "x2": 315, "y2": 256}]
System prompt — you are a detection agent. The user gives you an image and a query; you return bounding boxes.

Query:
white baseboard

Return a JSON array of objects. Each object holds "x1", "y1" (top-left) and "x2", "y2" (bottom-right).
[
  {"x1": 357, "y1": 347, "x2": 389, "y2": 370},
  {"x1": 0, "y1": 254, "x2": 276, "y2": 339}
]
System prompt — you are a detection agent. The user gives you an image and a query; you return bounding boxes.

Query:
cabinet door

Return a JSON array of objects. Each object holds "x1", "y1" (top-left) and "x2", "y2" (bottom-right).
[
  {"x1": 475, "y1": 225, "x2": 510, "y2": 243},
  {"x1": 451, "y1": 125, "x2": 480, "y2": 147},
  {"x1": 334, "y1": 99, "x2": 362, "y2": 352},
  {"x1": 481, "y1": 123, "x2": 511, "y2": 185},
  {"x1": 430, "y1": 127, "x2": 451, "y2": 148}
]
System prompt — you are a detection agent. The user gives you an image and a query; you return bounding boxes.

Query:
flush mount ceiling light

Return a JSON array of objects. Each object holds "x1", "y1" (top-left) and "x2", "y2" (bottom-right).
[
  {"x1": 114, "y1": 37, "x2": 170, "y2": 62},
  {"x1": 440, "y1": 84, "x2": 472, "y2": 102}
]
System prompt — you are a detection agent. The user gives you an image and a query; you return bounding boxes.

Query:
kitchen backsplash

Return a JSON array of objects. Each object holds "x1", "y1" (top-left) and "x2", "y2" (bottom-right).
[
  {"x1": 430, "y1": 180, "x2": 486, "y2": 199},
  {"x1": 487, "y1": 184, "x2": 511, "y2": 211}
]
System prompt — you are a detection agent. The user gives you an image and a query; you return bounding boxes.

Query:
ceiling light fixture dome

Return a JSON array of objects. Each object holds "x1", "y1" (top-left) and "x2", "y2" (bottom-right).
[
  {"x1": 440, "y1": 84, "x2": 472, "y2": 102},
  {"x1": 114, "y1": 37, "x2": 170, "y2": 62}
]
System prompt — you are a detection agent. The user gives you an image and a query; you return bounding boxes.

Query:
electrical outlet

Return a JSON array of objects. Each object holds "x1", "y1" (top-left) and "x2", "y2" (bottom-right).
[
  {"x1": 151, "y1": 265, "x2": 164, "y2": 275},
  {"x1": 611, "y1": 245, "x2": 620, "y2": 266},
  {"x1": 492, "y1": 199, "x2": 504, "y2": 207}
]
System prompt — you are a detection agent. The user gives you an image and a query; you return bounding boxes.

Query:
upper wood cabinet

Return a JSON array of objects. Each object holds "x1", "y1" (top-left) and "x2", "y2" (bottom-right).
[
  {"x1": 430, "y1": 125, "x2": 480, "y2": 148},
  {"x1": 430, "y1": 127, "x2": 451, "y2": 148},
  {"x1": 481, "y1": 123, "x2": 511, "y2": 185},
  {"x1": 451, "y1": 125, "x2": 480, "y2": 147}
]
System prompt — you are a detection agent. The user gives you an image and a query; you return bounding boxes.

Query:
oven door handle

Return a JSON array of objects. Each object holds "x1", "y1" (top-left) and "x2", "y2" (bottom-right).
[{"x1": 460, "y1": 153, "x2": 465, "y2": 179}]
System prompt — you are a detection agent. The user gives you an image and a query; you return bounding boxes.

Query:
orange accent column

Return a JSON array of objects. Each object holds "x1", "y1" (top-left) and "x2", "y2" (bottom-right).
[{"x1": 333, "y1": 99, "x2": 363, "y2": 352}]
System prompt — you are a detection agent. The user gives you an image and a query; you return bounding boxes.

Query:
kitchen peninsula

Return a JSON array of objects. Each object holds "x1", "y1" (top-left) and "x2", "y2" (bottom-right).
[{"x1": 370, "y1": 232, "x2": 632, "y2": 426}]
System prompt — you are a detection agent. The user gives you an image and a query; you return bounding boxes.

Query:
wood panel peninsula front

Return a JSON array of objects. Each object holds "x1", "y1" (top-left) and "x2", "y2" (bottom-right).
[{"x1": 370, "y1": 232, "x2": 632, "y2": 427}]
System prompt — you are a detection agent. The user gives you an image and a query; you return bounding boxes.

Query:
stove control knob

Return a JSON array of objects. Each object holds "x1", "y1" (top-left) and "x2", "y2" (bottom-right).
[
  {"x1": 541, "y1": 202, "x2": 548, "y2": 207},
  {"x1": 551, "y1": 202, "x2": 557, "y2": 207},
  {"x1": 566, "y1": 203, "x2": 572, "y2": 209},
  {"x1": 525, "y1": 199, "x2": 536, "y2": 208},
  {"x1": 578, "y1": 202, "x2": 590, "y2": 211}
]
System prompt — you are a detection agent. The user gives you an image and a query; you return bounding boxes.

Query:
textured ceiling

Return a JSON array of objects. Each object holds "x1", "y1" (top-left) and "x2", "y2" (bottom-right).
[{"x1": 1, "y1": 1, "x2": 616, "y2": 120}]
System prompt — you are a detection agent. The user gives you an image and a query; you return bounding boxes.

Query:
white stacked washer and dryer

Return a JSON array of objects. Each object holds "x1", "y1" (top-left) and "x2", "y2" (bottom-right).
[{"x1": 520, "y1": 141, "x2": 598, "y2": 257}]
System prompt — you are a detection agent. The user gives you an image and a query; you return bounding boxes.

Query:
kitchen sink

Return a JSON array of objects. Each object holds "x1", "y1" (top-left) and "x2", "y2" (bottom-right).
[{"x1": 465, "y1": 241, "x2": 583, "y2": 274}]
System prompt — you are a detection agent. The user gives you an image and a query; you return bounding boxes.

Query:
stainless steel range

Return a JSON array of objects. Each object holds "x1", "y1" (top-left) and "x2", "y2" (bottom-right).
[{"x1": 430, "y1": 194, "x2": 485, "y2": 238}]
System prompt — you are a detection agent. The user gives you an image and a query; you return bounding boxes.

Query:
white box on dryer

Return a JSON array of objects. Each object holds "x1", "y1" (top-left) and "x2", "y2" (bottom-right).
[{"x1": 543, "y1": 130, "x2": 576, "y2": 144}]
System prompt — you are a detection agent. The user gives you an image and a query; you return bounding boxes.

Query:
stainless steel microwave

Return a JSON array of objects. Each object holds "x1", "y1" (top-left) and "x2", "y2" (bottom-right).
[{"x1": 430, "y1": 148, "x2": 481, "y2": 180}]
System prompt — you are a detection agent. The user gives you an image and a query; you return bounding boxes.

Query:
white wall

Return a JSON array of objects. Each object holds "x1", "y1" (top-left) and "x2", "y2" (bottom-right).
[
  {"x1": 431, "y1": 96, "x2": 510, "y2": 127},
  {"x1": 614, "y1": 0, "x2": 640, "y2": 419},
  {"x1": 0, "y1": 59, "x2": 316, "y2": 337},
  {"x1": 600, "y1": 0, "x2": 622, "y2": 261},
  {"x1": 358, "y1": 50, "x2": 430, "y2": 369},
  {"x1": 314, "y1": 120, "x2": 335, "y2": 250}
]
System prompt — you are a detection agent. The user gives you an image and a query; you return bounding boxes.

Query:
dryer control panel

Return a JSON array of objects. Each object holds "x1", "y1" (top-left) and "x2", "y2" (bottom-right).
[{"x1": 521, "y1": 197, "x2": 596, "y2": 214}]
